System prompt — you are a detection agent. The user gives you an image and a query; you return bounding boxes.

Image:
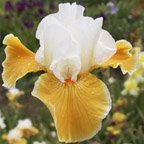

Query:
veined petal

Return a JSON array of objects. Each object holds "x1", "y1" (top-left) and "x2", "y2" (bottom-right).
[
  {"x1": 32, "y1": 73, "x2": 111, "y2": 143},
  {"x1": 94, "y1": 30, "x2": 116, "y2": 64},
  {"x1": 2, "y1": 34, "x2": 45, "y2": 88},
  {"x1": 101, "y1": 40, "x2": 139, "y2": 74}
]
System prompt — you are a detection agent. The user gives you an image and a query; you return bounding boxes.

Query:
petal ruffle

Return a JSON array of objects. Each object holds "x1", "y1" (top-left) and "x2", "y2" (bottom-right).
[
  {"x1": 2, "y1": 34, "x2": 45, "y2": 88},
  {"x1": 69, "y1": 17, "x2": 103, "y2": 73},
  {"x1": 57, "y1": 2, "x2": 85, "y2": 24},
  {"x1": 94, "y1": 30, "x2": 116, "y2": 65},
  {"x1": 32, "y1": 73, "x2": 111, "y2": 143},
  {"x1": 38, "y1": 21, "x2": 81, "y2": 82},
  {"x1": 101, "y1": 40, "x2": 139, "y2": 74}
]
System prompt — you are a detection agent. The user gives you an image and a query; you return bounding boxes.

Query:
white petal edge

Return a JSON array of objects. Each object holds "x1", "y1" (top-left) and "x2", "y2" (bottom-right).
[
  {"x1": 57, "y1": 2, "x2": 85, "y2": 24},
  {"x1": 94, "y1": 29, "x2": 116, "y2": 64}
]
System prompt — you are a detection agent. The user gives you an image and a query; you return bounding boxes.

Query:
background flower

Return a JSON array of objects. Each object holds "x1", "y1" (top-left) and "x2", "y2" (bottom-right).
[{"x1": 0, "y1": 111, "x2": 6, "y2": 129}]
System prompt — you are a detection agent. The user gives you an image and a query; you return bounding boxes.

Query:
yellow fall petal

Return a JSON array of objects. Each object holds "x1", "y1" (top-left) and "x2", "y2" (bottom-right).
[
  {"x1": 2, "y1": 34, "x2": 45, "y2": 88},
  {"x1": 101, "y1": 40, "x2": 139, "y2": 75},
  {"x1": 32, "y1": 72, "x2": 111, "y2": 143}
]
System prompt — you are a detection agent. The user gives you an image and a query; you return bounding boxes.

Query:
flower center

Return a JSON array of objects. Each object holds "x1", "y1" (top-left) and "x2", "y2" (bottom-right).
[{"x1": 65, "y1": 79, "x2": 74, "y2": 86}]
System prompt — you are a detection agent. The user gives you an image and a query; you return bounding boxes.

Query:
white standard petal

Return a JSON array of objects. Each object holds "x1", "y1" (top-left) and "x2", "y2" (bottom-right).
[
  {"x1": 35, "y1": 46, "x2": 45, "y2": 65},
  {"x1": 57, "y1": 2, "x2": 85, "y2": 25},
  {"x1": 35, "y1": 15, "x2": 61, "y2": 66},
  {"x1": 35, "y1": 2, "x2": 116, "y2": 82},
  {"x1": 69, "y1": 17, "x2": 103, "y2": 73},
  {"x1": 94, "y1": 29, "x2": 116, "y2": 64},
  {"x1": 50, "y1": 57, "x2": 81, "y2": 82},
  {"x1": 43, "y1": 23, "x2": 81, "y2": 82}
]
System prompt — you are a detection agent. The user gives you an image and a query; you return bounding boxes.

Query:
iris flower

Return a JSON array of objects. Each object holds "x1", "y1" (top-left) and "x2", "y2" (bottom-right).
[{"x1": 2, "y1": 3, "x2": 138, "y2": 143}]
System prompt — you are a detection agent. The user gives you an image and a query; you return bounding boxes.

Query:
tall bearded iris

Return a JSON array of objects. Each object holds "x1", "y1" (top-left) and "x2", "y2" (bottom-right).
[{"x1": 2, "y1": 3, "x2": 138, "y2": 143}]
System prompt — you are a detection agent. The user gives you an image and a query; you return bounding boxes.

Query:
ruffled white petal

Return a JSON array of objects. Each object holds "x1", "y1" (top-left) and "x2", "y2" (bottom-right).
[
  {"x1": 35, "y1": 15, "x2": 60, "y2": 66},
  {"x1": 43, "y1": 21, "x2": 81, "y2": 82},
  {"x1": 94, "y1": 30, "x2": 116, "y2": 64},
  {"x1": 35, "y1": 3, "x2": 116, "y2": 82},
  {"x1": 69, "y1": 17, "x2": 103, "y2": 73},
  {"x1": 57, "y1": 3, "x2": 85, "y2": 25},
  {"x1": 50, "y1": 57, "x2": 81, "y2": 82}
]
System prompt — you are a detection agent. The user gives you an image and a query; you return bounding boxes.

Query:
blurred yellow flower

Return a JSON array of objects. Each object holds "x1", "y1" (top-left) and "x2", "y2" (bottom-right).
[
  {"x1": 139, "y1": 52, "x2": 144, "y2": 63},
  {"x1": 2, "y1": 119, "x2": 38, "y2": 144},
  {"x1": 114, "y1": 98, "x2": 127, "y2": 109},
  {"x1": 2, "y1": 3, "x2": 138, "y2": 143},
  {"x1": 15, "y1": 102, "x2": 23, "y2": 109},
  {"x1": 6, "y1": 87, "x2": 24, "y2": 102},
  {"x1": 107, "y1": 111, "x2": 127, "y2": 138},
  {"x1": 133, "y1": 52, "x2": 144, "y2": 82},
  {"x1": 112, "y1": 112, "x2": 127, "y2": 123},
  {"x1": 124, "y1": 79, "x2": 138, "y2": 89},
  {"x1": 2, "y1": 129, "x2": 27, "y2": 144},
  {"x1": 106, "y1": 126, "x2": 121, "y2": 135},
  {"x1": 122, "y1": 78, "x2": 139, "y2": 96},
  {"x1": 122, "y1": 51, "x2": 144, "y2": 96},
  {"x1": 16, "y1": 119, "x2": 39, "y2": 138}
]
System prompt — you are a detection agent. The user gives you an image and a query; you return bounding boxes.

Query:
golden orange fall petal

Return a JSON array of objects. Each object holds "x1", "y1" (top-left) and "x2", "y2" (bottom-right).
[
  {"x1": 32, "y1": 73, "x2": 111, "y2": 143},
  {"x1": 101, "y1": 40, "x2": 139, "y2": 74},
  {"x1": 2, "y1": 34, "x2": 45, "y2": 88}
]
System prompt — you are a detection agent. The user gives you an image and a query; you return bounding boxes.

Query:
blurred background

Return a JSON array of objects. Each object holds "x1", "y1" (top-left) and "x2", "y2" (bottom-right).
[{"x1": 0, "y1": 0, "x2": 144, "y2": 144}]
